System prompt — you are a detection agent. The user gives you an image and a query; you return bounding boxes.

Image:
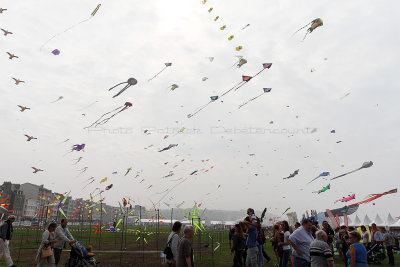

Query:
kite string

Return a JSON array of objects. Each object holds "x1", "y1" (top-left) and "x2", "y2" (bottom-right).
[
  {"x1": 148, "y1": 66, "x2": 167, "y2": 82},
  {"x1": 238, "y1": 93, "x2": 264, "y2": 109},
  {"x1": 40, "y1": 17, "x2": 92, "y2": 50}
]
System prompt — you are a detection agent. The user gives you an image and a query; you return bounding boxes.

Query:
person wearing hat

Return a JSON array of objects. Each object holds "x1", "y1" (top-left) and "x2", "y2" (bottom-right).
[{"x1": 0, "y1": 215, "x2": 17, "y2": 267}]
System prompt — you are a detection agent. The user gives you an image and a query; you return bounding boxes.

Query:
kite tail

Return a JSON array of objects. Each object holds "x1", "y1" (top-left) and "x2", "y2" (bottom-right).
[
  {"x1": 330, "y1": 167, "x2": 362, "y2": 180},
  {"x1": 187, "y1": 101, "x2": 212, "y2": 118},
  {"x1": 40, "y1": 17, "x2": 91, "y2": 50},
  {"x1": 148, "y1": 66, "x2": 167, "y2": 82},
  {"x1": 302, "y1": 31, "x2": 310, "y2": 42},
  {"x1": 292, "y1": 22, "x2": 311, "y2": 37},
  {"x1": 84, "y1": 105, "x2": 123, "y2": 129},
  {"x1": 108, "y1": 82, "x2": 126, "y2": 91},
  {"x1": 220, "y1": 81, "x2": 245, "y2": 96}
]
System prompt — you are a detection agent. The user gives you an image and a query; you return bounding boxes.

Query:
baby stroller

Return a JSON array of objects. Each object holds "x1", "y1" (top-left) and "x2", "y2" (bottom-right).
[
  {"x1": 367, "y1": 242, "x2": 386, "y2": 264},
  {"x1": 65, "y1": 241, "x2": 98, "y2": 267}
]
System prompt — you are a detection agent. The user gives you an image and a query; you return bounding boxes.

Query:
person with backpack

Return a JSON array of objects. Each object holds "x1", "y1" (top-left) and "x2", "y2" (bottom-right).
[{"x1": 165, "y1": 221, "x2": 182, "y2": 267}]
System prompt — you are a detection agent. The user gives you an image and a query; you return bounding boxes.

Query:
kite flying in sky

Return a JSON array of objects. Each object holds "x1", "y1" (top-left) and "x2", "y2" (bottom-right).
[
  {"x1": 293, "y1": 18, "x2": 323, "y2": 41},
  {"x1": 1, "y1": 29, "x2": 12, "y2": 36},
  {"x1": 187, "y1": 63, "x2": 272, "y2": 118},
  {"x1": 108, "y1": 78, "x2": 137, "y2": 98},
  {"x1": 12, "y1": 78, "x2": 24, "y2": 85},
  {"x1": 84, "y1": 102, "x2": 133, "y2": 128},
  {"x1": 6, "y1": 52, "x2": 18, "y2": 60},
  {"x1": 24, "y1": 134, "x2": 37, "y2": 142},
  {"x1": 72, "y1": 144, "x2": 85, "y2": 152},
  {"x1": 334, "y1": 194, "x2": 356, "y2": 204},
  {"x1": 125, "y1": 167, "x2": 132, "y2": 176},
  {"x1": 51, "y1": 96, "x2": 63, "y2": 103},
  {"x1": 159, "y1": 144, "x2": 178, "y2": 152},
  {"x1": 51, "y1": 49, "x2": 60, "y2": 55},
  {"x1": 331, "y1": 161, "x2": 373, "y2": 180},
  {"x1": 0, "y1": 8, "x2": 7, "y2": 13},
  {"x1": 148, "y1": 63, "x2": 172, "y2": 82},
  {"x1": 40, "y1": 4, "x2": 102, "y2": 50},
  {"x1": 313, "y1": 184, "x2": 331, "y2": 194},
  {"x1": 308, "y1": 172, "x2": 330, "y2": 184},
  {"x1": 17, "y1": 105, "x2": 30, "y2": 112},
  {"x1": 283, "y1": 169, "x2": 299, "y2": 179},
  {"x1": 32, "y1": 167, "x2": 43, "y2": 173},
  {"x1": 238, "y1": 88, "x2": 272, "y2": 109}
]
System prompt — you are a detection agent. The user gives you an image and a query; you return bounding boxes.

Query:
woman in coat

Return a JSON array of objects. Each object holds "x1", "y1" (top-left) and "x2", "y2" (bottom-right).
[{"x1": 36, "y1": 222, "x2": 57, "y2": 267}]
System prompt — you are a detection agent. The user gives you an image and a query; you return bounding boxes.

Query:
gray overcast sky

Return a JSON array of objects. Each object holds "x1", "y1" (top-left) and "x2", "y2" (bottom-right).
[{"x1": 1, "y1": 0, "x2": 399, "y2": 218}]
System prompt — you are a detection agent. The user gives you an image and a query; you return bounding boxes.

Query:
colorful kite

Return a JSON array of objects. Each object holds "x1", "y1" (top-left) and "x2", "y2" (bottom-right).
[
  {"x1": 108, "y1": 78, "x2": 137, "y2": 98},
  {"x1": 334, "y1": 194, "x2": 356, "y2": 204},
  {"x1": 283, "y1": 169, "x2": 299, "y2": 179},
  {"x1": 40, "y1": 4, "x2": 102, "y2": 50},
  {"x1": 238, "y1": 88, "x2": 272, "y2": 109},
  {"x1": 92, "y1": 221, "x2": 103, "y2": 236},
  {"x1": 159, "y1": 144, "x2": 178, "y2": 152},
  {"x1": 308, "y1": 172, "x2": 330, "y2": 184},
  {"x1": 167, "y1": 84, "x2": 179, "y2": 91},
  {"x1": 100, "y1": 177, "x2": 107, "y2": 183},
  {"x1": 51, "y1": 49, "x2": 60, "y2": 55},
  {"x1": 237, "y1": 58, "x2": 247, "y2": 68},
  {"x1": 84, "y1": 102, "x2": 132, "y2": 128},
  {"x1": 72, "y1": 144, "x2": 86, "y2": 152},
  {"x1": 0, "y1": 8, "x2": 7, "y2": 13},
  {"x1": 148, "y1": 63, "x2": 172, "y2": 82},
  {"x1": 313, "y1": 184, "x2": 331, "y2": 194},
  {"x1": 187, "y1": 63, "x2": 272, "y2": 118},
  {"x1": 293, "y1": 18, "x2": 323, "y2": 41},
  {"x1": 331, "y1": 161, "x2": 373, "y2": 180}
]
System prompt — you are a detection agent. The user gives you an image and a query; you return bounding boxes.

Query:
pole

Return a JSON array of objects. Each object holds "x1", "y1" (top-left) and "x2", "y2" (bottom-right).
[
  {"x1": 156, "y1": 209, "x2": 160, "y2": 252},
  {"x1": 171, "y1": 208, "x2": 173, "y2": 227},
  {"x1": 198, "y1": 217, "x2": 201, "y2": 260}
]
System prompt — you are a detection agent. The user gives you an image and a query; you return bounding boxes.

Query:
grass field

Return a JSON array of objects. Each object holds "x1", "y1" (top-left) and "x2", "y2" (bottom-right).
[{"x1": 3, "y1": 226, "x2": 398, "y2": 266}]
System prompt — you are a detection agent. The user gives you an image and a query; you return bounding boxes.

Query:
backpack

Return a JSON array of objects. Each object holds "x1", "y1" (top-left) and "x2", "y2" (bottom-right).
[{"x1": 163, "y1": 233, "x2": 177, "y2": 260}]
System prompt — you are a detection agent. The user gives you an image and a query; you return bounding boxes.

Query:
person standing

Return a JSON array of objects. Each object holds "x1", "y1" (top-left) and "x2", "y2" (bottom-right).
[
  {"x1": 309, "y1": 230, "x2": 334, "y2": 267},
  {"x1": 166, "y1": 221, "x2": 182, "y2": 267},
  {"x1": 360, "y1": 226, "x2": 369, "y2": 249},
  {"x1": 347, "y1": 231, "x2": 368, "y2": 267},
  {"x1": 231, "y1": 223, "x2": 246, "y2": 267},
  {"x1": 0, "y1": 215, "x2": 16, "y2": 267},
  {"x1": 322, "y1": 221, "x2": 334, "y2": 253},
  {"x1": 53, "y1": 219, "x2": 75, "y2": 265},
  {"x1": 243, "y1": 219, "x2": 259, "y2": 267},
  {"x1": 278, "y1": 221, "x2": 291, "y2": 267},
  {"x1": 36, "y1": 222, "x2": 57, "y2": 267},
  {"x1": 176, "y1": 225, "x2": 194, "y2": 267},
  {"x1": 371, "y1": 223, "x2": 383, "y2": 244},
  {"x1": 288, "y1": 219, "x2": 314, "y2": 267},
  {"x1": 382, "y1": 228, "x2": 395, "y2": 265}
]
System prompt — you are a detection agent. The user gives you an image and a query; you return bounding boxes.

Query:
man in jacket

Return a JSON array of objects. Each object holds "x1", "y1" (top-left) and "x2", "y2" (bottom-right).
[
  {"x1": 0, "y1": 215, "x2": 17, "y2": 267},
  {"x1": 54, "y1": 219, "x2": 76, "y2": 265}
]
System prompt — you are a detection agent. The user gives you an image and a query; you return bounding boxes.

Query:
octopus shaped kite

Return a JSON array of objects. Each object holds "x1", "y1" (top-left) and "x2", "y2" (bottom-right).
[
  {"x1": 313, "y1": 184, "x2": 330, "y2": 194},
  {"x1": 334, "y1": 194, "x2": 356, "y2": 204},
  {"x1": 148, "y1": 63, "x2": 172, "y2": 82},
  {"x1": 331, "y1": 161, "x2": 373, "y2": 180},
  {"x1": 84, "y1": 102, "x2": 132, "y2": 128},
  {"x1": 108, "y1": 78, "x2": 137, "y2": 98},
  {"x1": 293, "y1": 18, "x2": 323, "y2": 41}
]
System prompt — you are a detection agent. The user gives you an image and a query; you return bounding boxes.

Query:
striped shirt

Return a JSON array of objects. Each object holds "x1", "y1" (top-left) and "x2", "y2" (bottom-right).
[{"x1": 310, "y1": 239, "x2": 333, "y2": 267}]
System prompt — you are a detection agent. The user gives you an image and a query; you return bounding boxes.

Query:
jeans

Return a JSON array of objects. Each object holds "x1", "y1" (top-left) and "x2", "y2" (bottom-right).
[
  {"x1": 279, "y1": 249, "x2": 291, "y2": 267},
  {"x1": 293, "y1": 256, "x2": 311, "y2": 267},
  {"x1": 53, "y1": 248, "x2": 63, "y2": 265},
  {"x1": 0, "y1": 239, "x2": 13, "y2": 267},
  {"x1": 386, "y1": 245, "x2": 394, "y2": 265},
  {"x1": 246, "y1": 246, "x2": 259, "y2": 267},
  {"x1": 257, "y1": 245, "x2": 264, "y2": 267}
]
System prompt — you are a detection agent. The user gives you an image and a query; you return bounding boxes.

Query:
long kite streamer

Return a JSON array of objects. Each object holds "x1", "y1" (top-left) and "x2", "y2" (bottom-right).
[
  {"x1": 148, "y1": 63, "x2": 172, "y2": 82},
  {"x1": 330, "y1": 161, "x2": 373, "y2": 180},
  {"x1": 308, "y1": 172, "x2": 330, "y2": 184},
  {"x1": 40, "y1": 4, "x2": 101, "y2": 50}
]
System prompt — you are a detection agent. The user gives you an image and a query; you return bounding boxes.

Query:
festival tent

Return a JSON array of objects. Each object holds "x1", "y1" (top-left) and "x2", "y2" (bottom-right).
[
  {"x1": 363, "y1": 215, "x2": 372, "y2": 225},
  {"x1": 372, "y1": 214, "x2": 384, "y2": 225},
  {"x1": 354, "y1": 215, "x2": 362, "y2": 225},
  {"x1": 387, "y1": 213, "x2": 398, "y2": 225}
]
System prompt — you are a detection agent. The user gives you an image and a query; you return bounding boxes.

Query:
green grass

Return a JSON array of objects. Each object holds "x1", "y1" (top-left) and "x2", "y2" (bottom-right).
[{"x1": 3, "y1": 227, "x2": 398, "y2": 266}]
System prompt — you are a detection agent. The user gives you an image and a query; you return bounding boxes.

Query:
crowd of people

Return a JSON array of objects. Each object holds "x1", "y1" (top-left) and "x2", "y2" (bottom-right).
[
  {"x1": 228, "y1": 209, "x2": 397, "y2": 267},
  {"x1": 0, "y1": 213, "x2": 398, "y2": 267}
]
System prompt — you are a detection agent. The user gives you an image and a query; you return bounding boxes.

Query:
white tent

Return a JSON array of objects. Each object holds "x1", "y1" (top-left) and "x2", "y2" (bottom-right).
[
  {"x1": 387, "y1": 213, "x2": 397, "y2": 225},
  {"x1": 373, "y1": 214, "x2": 384, "y2": 225},
  {"x1": 364, "y1": 215, "x2": 372, "y2": 225},
  {"x1": 354, "y1": 215, "x2": 361, "y2": 225}
]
